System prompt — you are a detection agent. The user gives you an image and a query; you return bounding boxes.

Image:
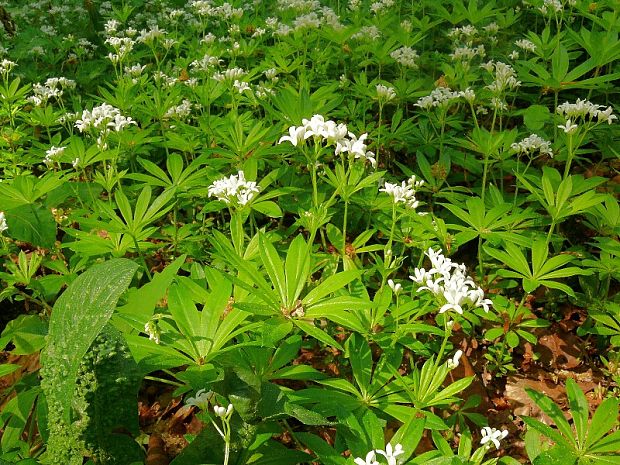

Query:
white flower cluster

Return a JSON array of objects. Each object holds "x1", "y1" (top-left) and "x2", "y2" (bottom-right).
[
  {"x1": 0, "y1": 59, "x2": 16, "y2": 77},
  {"x1": 104, "y1": 36, "x2": 135, "y2": 64},
  {"x1": 511, "y1": 134, "x2": 553, "y2": 157},
  {"x1": 448, "y1": 24, "x2": 478, "y2": 43},
  {"x1": 376, "y1": 84, "x2": 396, "y2": 102},
  {"x1": 293, "y1": 12, "x2": 321, "y2": 30},
  {"x1": 354, "y1": 443, "x2": 403, "y2": 465},
  {"x1": 233, "y1": 80, "x2": 251, "y2": 93},
  {"x1": 390, "y1": 46, "x2": 419, "y2": 68},
  {"x1": 482, "y1": 61, "x2": 521, "y2": 94},
  {"x1": 137, "y1": 25, "x2": 167, "y2": 44},
  {"x1": 410, "y1": 248, "x2": 492, "y2": 315},
  {"x1": 44, "y1": 146, "x2": 66, "y2": 166},
  {"x1": 75, "y1": 103, "x2": 136, "y2": 142},
  {"x1": 415, "y1": 86, "x2": 473, "y2": 110},
  {"x1": 370, "y1": 0, "x2": 395, "y2": 15},
  {"x1": 164, "y1": 99, "x2": 193, "y2": 119},
  {"x1": 539, "y1": 0, "x2": 563, "y2": 14},
  {"x1": 450, "y1": 45, "x2": 485, "y2": 62},
  {"x1": 208, "y1": 171, "x2": 261, "y2": 206},
  {"x1": 515, "y1": 39, "x2": 536, "y2": 53},
  {"x1": 279, "y1": 115, "x2": 377, "y2": 168},
  {"x1": 28, "y1": 77, "x2": 76, "y2": 106},
  {"x1": 380, "y1": 175, "x2": 424, "y2": 210},
  {"x1": 212, "y1": 67, "x2": 246, "y2": 82},
  {"x1": 190, "y1": 54, "x2": 222, "y2": 73},
  {"x1": 557, "y1": 99, "x2": 616, "y2": 124},
  {"x1": 351, "y1": 25, "x2": 381, "y2": 41},
  {"x1": 277, "y1": 0, "x2": 320, "y2": 12},
  {"x1": 480, "y1": 427, "x2": 509, "y2": 449},
  {"x1": 124, "y1": 63, "x2": 147, "y2": 83}
]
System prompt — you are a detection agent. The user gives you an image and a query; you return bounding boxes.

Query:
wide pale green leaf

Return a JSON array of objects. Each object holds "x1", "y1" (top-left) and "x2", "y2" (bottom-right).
[{"x1": 42, "y1": 258, "x2": 138, "y2": 423}]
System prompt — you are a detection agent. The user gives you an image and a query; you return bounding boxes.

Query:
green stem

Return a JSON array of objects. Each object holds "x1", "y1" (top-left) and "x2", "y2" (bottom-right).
[
  {"x1": 563, "y1": 132, "x2": 573, "y2": 179},
  {"x1": 434, "y1": 320, "x2": 452, "y2": 371}
]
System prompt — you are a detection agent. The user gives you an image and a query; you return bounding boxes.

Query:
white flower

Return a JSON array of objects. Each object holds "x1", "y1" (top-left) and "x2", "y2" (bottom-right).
[
  {"x1": 375, "y1": 443, "x2": 404, "y2": 465},
  {"x1": 558, "y1": 119, "x2": 578, "y2": 134},
  {"x1": 278, "y1": 125, "x2": 308, "y2": 146},
  {"x1": 186, "y1": 388, "x2": 212, "y2": 410},
  {"x1": 447, "y1": 349, "x2": 463, "y2": 369},
  {"x1": 354, "y1": 451, "x2": 379, "y2": 465},
  {"x1": 213, "y1": 403, "x2": 234, "y2": 418},
  {"x1": 480, "y1": 427, "x2": 508, "y2": 449},
  {"x1": 0, "y1": 211, "x2": 7, "y2": 234}
]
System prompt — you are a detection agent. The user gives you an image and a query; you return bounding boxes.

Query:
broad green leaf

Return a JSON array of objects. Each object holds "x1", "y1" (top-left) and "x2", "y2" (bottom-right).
[
  {"x1": 5, "y1": 204, "x2": 56, "y2": 248},
  {"x1": 41, "y1": 258, "x2": 138, "y2": 423}
]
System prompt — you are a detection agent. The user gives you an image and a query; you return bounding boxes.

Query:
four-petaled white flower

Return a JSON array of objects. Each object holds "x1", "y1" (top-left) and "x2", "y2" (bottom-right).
[
  {"x1": 558, "y1": 119, "x2": 578, "y2": 134},
  {"x1": 375, "y1": 443, "x2": 404, "y2": 465},
  {"x1": 278, "y1": 126, "x2": 308, "y2": 146},
  {"x1": 480, "y1": 427, "x2": 508, "y2": 449}
]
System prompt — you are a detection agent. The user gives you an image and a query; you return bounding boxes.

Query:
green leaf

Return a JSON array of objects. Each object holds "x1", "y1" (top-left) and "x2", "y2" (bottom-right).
[
  {"x1": 523, "y1": 105, "x2": 551, "y2": 131},
  {"x1": 284, "y1": 235, "x2": 311, "y2": 308},
  {"x1": 41, "y1": 258, "x2": 138, "y2": 423},
  {"x1": 5, "y1": 204, "x2": 56, "y2": 248},
  {"x1": 0, "y1": 364, "x2": 20, "y2": 377},
  {"x1": 303, "y1": 270, "x2": 362, "y2": 305},
  {"x1": 259, "y1": 233, "x2": 287, "y2": 305},
  {"x1": 533, "y1": 445, "x2": 577, "y2": 465},
  {"x1": 345, "y1": 333, "x2": 372, "y2": 394},
  {"x1": 587, "y1": 398, "x2": 619, "y2": 449},
  {"x1": 390, "y1": 415, "x2": 425, "y2": 463},
  {"x1": 525, "y1": 388, "x2": 575, "y2": 446},
  {"x1": 293, "y1": 320, "x2": 343, "y2": 351},
  {"x1": 253, "y1": 200, "x2": 283, "y2": 217},
  {"x1": 565, "y1": 378, "x2": 588, "y2": 447}
]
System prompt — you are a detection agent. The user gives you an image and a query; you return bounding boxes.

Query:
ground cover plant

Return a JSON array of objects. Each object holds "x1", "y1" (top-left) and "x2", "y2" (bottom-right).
[{"x1": 0, "y1": 0, "x2": 618, "y2": 463}]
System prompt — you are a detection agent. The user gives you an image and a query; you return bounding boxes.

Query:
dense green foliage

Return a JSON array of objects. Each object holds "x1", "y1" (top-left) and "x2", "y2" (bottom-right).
[{"x1": 0, "y1": 0, "x2": 618, "y2": 464}]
